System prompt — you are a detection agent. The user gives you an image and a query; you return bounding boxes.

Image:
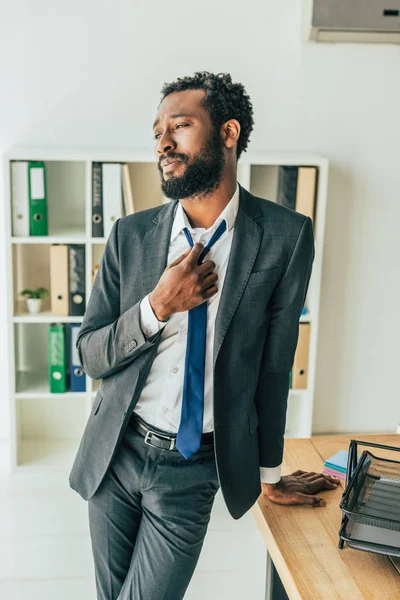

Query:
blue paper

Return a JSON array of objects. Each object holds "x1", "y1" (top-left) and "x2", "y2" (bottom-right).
[
  {"x1": 324, "y1": 449, "x2": 361, "y2": 471},
  {"x1": 325, "y1": 450, "x2": 349, "y2": 470}
]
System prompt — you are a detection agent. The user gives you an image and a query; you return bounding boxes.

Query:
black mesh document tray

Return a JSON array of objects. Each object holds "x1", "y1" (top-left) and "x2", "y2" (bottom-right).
[{"x1": 338, "y1": 439, "x2": 400, "y2": 558}]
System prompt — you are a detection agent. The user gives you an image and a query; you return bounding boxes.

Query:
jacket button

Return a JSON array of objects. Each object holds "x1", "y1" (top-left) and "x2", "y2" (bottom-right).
[
  {"x1": 121, "y1": 411, "x2": 127, "y2": 421},
  {"x1": 131, "y1": 340, "x2": 137, "y2": 348}
]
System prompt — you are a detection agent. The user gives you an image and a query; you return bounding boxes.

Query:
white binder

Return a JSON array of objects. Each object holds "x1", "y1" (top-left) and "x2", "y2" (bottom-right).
[
  {"x1": 102, "y1": 163, "x2": 123, "y2": 239},
  {"x1": 11, "y1": 161, "x2": 30, "y2": 237}
]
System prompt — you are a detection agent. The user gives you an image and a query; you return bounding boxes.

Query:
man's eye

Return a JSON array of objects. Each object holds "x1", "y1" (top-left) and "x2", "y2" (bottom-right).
[{"x1": 153, "y1": 124, "x2": 188, "y2": 140}]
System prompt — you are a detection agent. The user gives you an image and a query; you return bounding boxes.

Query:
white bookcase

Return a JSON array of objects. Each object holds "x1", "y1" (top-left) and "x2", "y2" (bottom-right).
[{"x1": 4, "y1": 147, "x2": 328, "y2": 471}]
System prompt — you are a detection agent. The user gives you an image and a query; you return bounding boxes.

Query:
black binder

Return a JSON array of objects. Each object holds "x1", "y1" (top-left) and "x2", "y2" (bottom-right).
[
  {"x1": 92, "y1": 162, "x2": 104, "y2": 237},
  {"x1": 68, "y1": 244, "x2": 86, "y2": 316},
  {"x1": 277, "y1": 166, "x2": 298, "y2": 210}
]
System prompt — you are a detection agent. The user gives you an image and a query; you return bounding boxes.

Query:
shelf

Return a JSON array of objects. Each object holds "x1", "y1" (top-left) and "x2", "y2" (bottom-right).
[
  {"x1": 14, "y1": 312, "x2": 84, "y2": 323},
  {"x1": 16, "y1": 439, "x2": 80, "y2": 469},
  {"x1": 15, "y1": 395, "x2": 89, "y2": 468},
  {"x1": 5, "y1": 150, "x2": 328, "y2": 468},
  {"x1": 6, "y1": 147, "x2": 328, "y2": 166},
  {"x1": 12, "y1": 232, "x2": 87, "y2": 244},
  {"x1": 15, "y1": 369, "x2": 87, "y2": 398},
  {"x1": 11, "y1": 234, "x2": 87, "y2": 244},
  {"x1": 12, "y1": 243, "x2": 87, "y2": 318}
]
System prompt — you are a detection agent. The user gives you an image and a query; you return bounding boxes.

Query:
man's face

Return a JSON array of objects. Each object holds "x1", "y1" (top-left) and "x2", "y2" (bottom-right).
[{"x1": 153, "y1": 89, "x2": 225, "y2": 200}]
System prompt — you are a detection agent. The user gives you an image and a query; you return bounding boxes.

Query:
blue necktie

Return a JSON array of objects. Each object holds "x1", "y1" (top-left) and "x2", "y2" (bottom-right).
[{"x1": 175, "y1": 219, "x2": 227, "y2": 459}]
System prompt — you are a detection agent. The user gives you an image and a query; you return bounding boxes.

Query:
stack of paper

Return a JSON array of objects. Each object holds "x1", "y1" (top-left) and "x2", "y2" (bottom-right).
[{"x1": 323, "y1": 449, "x2": 349, "y2": 480}]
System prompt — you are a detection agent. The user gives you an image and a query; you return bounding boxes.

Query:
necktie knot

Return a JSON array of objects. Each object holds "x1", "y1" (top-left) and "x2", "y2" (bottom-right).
[{"x1": 183, "y1": 219, "x2": 227, "y2": 263}]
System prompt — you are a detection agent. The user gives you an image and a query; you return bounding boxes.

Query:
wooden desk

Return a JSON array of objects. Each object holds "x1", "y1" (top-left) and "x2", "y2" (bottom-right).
[{"x1": 251, "y1": 434, "x2": 400, "y2": 599}]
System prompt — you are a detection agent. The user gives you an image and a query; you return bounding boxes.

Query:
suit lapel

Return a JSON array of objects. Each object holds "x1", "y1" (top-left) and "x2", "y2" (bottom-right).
[
  {"x1": 141, "y1": 199, "x2": 178, "y2": 296},
  {"x1": 213, "y1": 185, "x2": 262, "y2": 367},
  {"x1": 140, "y1": 185, "x2": 263, "y2": 368}
]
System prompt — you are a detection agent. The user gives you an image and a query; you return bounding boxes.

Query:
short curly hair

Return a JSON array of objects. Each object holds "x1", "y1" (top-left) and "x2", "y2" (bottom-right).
[{"x1": 159, "y1": 71, "x2": 254, "y2": 161}]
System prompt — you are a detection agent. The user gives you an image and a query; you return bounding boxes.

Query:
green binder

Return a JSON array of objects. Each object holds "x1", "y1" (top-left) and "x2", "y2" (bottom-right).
[
  {"x1": 48, "y1": 323, "x2": 67, "y2": 393},
  {"x1": 28, "y1": 161, "x2": 48, "y2": 236}
]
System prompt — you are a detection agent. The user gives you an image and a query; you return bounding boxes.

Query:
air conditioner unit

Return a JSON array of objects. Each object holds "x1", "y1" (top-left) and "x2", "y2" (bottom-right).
[{"x1": 304, "y1": 0, "x2": 400, "y2": 43}]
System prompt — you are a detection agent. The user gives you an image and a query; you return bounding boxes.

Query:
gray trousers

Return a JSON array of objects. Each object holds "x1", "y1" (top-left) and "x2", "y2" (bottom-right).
[{"x1": 88, "y1": 417, "x2": 220, "y2": 600}]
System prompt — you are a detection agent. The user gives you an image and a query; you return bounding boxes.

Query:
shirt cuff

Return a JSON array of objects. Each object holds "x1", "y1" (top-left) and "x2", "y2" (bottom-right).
[
  {"x1": 260, "y1": 464, "x2": 282, "y2": 484},
  {"x1": 139, "y1": 294, "x2": 169, "y2": 338}
]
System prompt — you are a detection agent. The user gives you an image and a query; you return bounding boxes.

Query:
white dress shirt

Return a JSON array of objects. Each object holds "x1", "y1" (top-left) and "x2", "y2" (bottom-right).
[{"x1": 135, "y1": 183, "x2": 281, "y2": 484}]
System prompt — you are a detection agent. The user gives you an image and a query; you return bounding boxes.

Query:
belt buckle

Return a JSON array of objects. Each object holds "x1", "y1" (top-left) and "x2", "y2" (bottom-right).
[{"x1": 144, "y1": 429, "x2": 176, "y2": 451}]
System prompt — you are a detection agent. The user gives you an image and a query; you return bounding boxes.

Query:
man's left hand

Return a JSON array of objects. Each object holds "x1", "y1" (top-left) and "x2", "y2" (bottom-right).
[{"x1": 261, "y1": 470, "x2": 341, "y2": 507}]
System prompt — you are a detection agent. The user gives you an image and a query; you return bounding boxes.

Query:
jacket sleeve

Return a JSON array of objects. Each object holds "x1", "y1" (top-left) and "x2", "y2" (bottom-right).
[
  {"x1": 255, "y1": 216, "x2": 315, "y2": 468},
  {"x1": 76, "y1": 218, "x2": 162, "y2": 380}
]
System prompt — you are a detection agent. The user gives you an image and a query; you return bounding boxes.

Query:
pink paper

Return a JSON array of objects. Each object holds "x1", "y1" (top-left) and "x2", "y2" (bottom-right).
[{"x1": 323, "y1": 466, "x2": 346, "y2": 480}]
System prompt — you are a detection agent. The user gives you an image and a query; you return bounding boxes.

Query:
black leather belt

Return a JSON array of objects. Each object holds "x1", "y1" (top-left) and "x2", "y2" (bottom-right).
[{"x1": 130, "y1": 416, "x2": 214, "y2": 453}]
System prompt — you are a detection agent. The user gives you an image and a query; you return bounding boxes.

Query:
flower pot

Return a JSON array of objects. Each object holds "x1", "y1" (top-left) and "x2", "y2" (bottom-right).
[{"x1": 26, "y1": 298, "x2": 42, "y2": 314}]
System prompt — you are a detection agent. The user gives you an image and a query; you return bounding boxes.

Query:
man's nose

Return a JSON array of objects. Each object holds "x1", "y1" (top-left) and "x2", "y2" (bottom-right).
[{"x1": 157, "y1": 130, "x2": 176, "y2": 155}]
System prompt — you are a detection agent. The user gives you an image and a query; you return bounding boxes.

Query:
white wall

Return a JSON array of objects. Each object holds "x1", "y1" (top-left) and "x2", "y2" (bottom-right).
[{"x1": 0, "y1": 1, "x2": 399, "y2": 457}]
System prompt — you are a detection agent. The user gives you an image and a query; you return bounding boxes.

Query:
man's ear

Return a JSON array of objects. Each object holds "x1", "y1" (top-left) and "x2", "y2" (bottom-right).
[{"x1": 222, "y1": 119, "x2": 240, "y2": 149}]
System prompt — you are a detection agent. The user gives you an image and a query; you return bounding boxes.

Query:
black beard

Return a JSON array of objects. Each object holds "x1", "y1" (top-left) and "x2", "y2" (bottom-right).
[{"x1": 158, "y1": 127, "x2": 225, "y2": 200}]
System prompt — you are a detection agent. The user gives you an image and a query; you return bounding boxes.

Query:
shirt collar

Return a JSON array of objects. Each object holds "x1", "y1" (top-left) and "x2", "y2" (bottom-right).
[{"x1": 170, "y1": 182, "x2": 239, "y2": 243}]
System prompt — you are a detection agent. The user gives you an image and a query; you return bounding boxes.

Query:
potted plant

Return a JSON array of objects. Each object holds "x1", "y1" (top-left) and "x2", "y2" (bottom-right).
[{"x1": 19, "y1": 287, "x2": 49, "y2": 314}]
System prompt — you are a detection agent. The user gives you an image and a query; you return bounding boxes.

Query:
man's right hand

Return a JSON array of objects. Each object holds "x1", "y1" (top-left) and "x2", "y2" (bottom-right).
[{"x1": 148, "y1": 243, "x2": 218, "y2": 321}]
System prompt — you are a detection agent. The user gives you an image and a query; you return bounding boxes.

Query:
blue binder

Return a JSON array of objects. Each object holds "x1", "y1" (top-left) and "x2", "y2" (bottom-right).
[{"x1": 69, "y1": 323, "x2": 86, "y2": 392}]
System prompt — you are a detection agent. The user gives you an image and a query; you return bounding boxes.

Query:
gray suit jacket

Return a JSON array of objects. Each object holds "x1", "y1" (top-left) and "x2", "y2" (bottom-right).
[{"x1": 69, "y1": 183, "x2": 315, "y2": 519}]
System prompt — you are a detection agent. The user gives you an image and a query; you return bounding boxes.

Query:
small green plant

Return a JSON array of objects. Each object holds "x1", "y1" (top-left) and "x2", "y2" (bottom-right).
[{"x1": 19, "y1": 287, "x2": 49, "y2": 300}]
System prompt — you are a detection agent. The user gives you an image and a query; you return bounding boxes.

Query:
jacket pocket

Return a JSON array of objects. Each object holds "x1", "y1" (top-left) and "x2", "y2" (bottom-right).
[
  {"x1": 248, "y1": 405, "x2": 259, "y2": 433},
  {"x1": 92, "y1": 390, "x2": 103, "y2": 415},
  {"x1": 247, "y1": 267, "x2": 279, "y2": 287}
]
